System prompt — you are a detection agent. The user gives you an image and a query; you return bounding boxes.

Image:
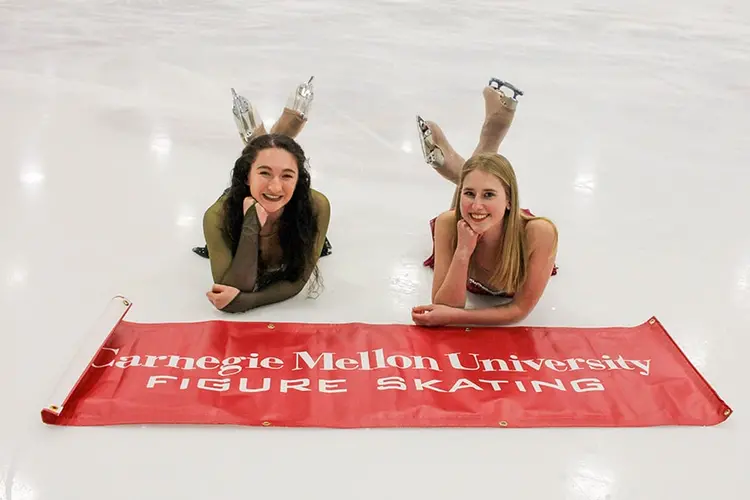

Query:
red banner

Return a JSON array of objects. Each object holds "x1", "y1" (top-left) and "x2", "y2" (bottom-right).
[{"x1": 42, "y1": 297, "x2": 732, "y2": 428}]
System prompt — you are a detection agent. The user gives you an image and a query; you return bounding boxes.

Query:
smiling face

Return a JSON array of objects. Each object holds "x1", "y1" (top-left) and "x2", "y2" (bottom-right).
[
  {"x1": 458, "y1": 167, "x2": 510, "y2": 234},
  {"x1": 247, "y1": 147, "x2": 299, "y2": 213}
]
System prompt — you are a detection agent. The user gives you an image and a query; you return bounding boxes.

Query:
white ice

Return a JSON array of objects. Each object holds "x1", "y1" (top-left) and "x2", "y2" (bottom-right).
[{"x1": 1, "y1": 0, "x2": 749, "y2": 498}]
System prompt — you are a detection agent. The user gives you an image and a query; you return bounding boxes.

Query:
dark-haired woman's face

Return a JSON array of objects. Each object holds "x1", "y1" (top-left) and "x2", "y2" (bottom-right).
[{"x1": 248, "y1": 147, "x2": 299, "y2": 213}]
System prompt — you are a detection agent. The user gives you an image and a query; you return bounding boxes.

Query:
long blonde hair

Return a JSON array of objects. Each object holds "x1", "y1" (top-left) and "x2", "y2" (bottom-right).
[{"x1": 452, "y1": 153, "x2": 557, "y2": 294}]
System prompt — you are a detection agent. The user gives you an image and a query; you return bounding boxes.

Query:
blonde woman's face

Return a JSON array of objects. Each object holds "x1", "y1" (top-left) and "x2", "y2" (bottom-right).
[{"x1": 459, "y1": 169, "x2": 510, "y2": 234}]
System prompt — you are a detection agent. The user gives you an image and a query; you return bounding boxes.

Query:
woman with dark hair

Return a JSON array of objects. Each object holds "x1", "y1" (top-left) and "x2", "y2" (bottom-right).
[{"x1": 200, "y1": 79, "x2": 331, "y2": 313}]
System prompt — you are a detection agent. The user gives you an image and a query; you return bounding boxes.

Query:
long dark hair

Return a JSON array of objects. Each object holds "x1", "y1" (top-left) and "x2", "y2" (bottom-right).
[{"x1": 222, "y1": 134, "x2": 320, "y2": 291}]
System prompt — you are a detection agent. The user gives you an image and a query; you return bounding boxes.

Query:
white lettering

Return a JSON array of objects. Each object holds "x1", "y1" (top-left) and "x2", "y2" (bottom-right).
[
  {"x1": 335, "y1": 358, "x2": 360, "y2": 370},
  {"x1": 239, "y1": 378, "x2": 271, "y2": 393},
  {"x1": 218, "y1": 357, "x2": 246, "y2": 376},
  {"x1": 531, "y1": 378, "x2": 566, "y2": 392},
  {"x1": 280, "y1": 378, "x2": 311, "y2": 392},
  {"x1": 387, "y1": 355, "x2": 412, "y2": 369},
  {"x1": 143, "y1": 355, "x2": 169, "y2": 367},
  {"x1": 586, "y1": 359, "x2": 606, "y2": 370},
  {"x1": 167, "y1": 356, "x2": 196, "y2": 370},
  {"x1": 480, "y1": 379, "x2": 510, "y2": 391},
  {"x1": 91, "y1": 347, "x2": 119, "y2": 368},
  {"x1": 601, "y1": 355, "x2": 619, "y2": 370},
  {"x1": 509, "y1": 355, "x2": 524, "y2": 371},
  {"x1": 373, "y1": 348, "x2": 387, "y2": 368},
  {"x1": 480, "y1": 358, "x2": 512, "y2": 372},
  {"x1": 628, "y1": 359, "x2": 651, "y2": 376},
  {"x1": 446, "y1": 352, "x2": 481, "y2": 370},
  {"x1": 566, "y1": 358, "x2": 586, "y2": 371},
  {"x1": 196, "y1": 356, "x2": 220, "y2": 370},
  {"x1": 522, "y1": 358, "x2": 545, "y2": 371},
  {"x1": 413, "y1": 355, "x2": 441, "y2": 371},
  {"x1": 377, "y1": 376, "x2": 407, "y2": 391},
  {"x1": 247, "y1": 353, "x2": 259, "y2": 369},
  {"x1": 571, "y1": 378, "x2": 605, "y2": 392},
  {"x1": 449, "y1": 378, "x2": 483, "y2": 392},
  {"x1": 115, "y1": 356, "x2": 141, "y2": 368},
  {"x1": 319, "y1": 379, "x2": 347, "y2": 393},
  {"x1": 260, "y1": 357, "x2": 284, "y2": 369},
  {"x1": 415, "y1": 379, "x2": 446, "y2": 392},
  {"x1": 146, "y1": 375, "x2": 177, "y2": 388},
  {"x1": 197, "y1": 378, "x2": 230, "y2": 392},
  {"x1": 544, "y1": 359, "x2": 569, "y2": 371},
  {"x1": 293, "y1": 352, "x2": 333, "y2": 371}
]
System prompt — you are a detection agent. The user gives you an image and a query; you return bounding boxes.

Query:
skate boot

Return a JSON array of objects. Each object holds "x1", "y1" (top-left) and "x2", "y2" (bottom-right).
[
  {"x1": 488, "y1": 78, "x2": 523, "y2": 109},
  {"x1": 192, "y1": 245, "x2": 209, "y2": 258},
  {"x1": 271, "y1": 76, "x2": 315, "y2": 138},
  {"x1": 416, "y1": 115, "x2": 445, "y2": 169},
  {"x1": 320, "y1": 237, "x2": 332, "y2": 257},
  {"x1": 416, "y1": 116, "x2": 465, "y2": 183},
  {"x1": 232, "y1": 88, "x2": 266, "y2": 145},
  {"x1": 475, "y1": 78, "x2": 523, "y2": 153}
]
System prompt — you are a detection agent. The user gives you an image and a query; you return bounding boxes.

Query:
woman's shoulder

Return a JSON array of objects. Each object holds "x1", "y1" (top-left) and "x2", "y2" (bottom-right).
[
  {"x1": 311, "y1": 188, "x2": 329, "y2": 206},
  {"x1": 524, "y1": 216, "x2": 558, "y2": 251},
  {"x1": 435, "y1": 210, "x2": 457, "y2": 231},
  {"x1": 310, "y1": 189, "x2": 331, "y2": 221},
  {"x1": 203, "y1": 193, "x2": 228, "y2": 225}
]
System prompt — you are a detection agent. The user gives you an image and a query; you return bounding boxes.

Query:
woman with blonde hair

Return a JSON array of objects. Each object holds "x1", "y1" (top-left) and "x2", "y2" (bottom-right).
[{"x1": 412, "y1": 78, "x2": 558, "y2": 326}]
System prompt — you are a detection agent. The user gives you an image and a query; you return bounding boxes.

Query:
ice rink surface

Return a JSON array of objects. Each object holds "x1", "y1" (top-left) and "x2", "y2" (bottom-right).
[{"x1": 1, "y1": 0, "x2": 748, "y2": 498}]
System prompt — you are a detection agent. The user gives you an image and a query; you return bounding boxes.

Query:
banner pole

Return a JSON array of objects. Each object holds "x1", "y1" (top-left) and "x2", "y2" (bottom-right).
[{"x1": 41, "y1": 295, "x2": 132, "y2": 423}]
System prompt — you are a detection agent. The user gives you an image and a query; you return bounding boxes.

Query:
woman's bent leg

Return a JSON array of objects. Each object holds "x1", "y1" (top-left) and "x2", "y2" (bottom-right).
[
  {"x1": 270, "y1": 76, "x2": 315, "y2": 138},
  {"x1": 470, "y1": 78, "x2": 522, "y2": 156}
]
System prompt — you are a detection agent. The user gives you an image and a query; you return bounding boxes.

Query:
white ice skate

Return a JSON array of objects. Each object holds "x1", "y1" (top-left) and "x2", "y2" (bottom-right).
[
  {"x1": 231, "y1": 88, "x2": 264, "y2": 145},
  {"x1": 416, "y1": 115, "x2": 445, "y2": 169}
]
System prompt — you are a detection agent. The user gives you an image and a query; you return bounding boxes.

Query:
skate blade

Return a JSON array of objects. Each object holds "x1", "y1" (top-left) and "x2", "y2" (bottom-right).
[{"x1": 488, "y1": 78, "x2": 524, "y2": 100}]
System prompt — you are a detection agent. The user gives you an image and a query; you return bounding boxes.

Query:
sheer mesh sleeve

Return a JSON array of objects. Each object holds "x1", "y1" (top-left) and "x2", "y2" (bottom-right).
[
  {"x1": 221, "y1": 190, "x2": 331, "y2": 313},
  {"x1": 203, "y1": 197, "x2": 262, "y2": 292}
]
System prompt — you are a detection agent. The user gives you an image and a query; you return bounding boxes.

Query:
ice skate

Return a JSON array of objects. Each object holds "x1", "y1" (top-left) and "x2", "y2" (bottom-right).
[
  {"x1": 232, "y1": 88, "x2": 266, "y2": 145},
  {"x1": 488, "y1": 78, "x2": 523, "y2": 108},
  {"x1": 416, "y1": 115, "x2": 445, "y2": 169},
  {"x1": 192, "y1": 245, "x2": 209, "y2": 258},
  {"x1": 271, "y1": 76, "x2": 315, "y2": 138},
  {"x1": 416, "y1": 115, "x2": 465, "y2": 183},
  {"x1": 473, "y1": 77, "x2": 523, "y2": 154}
]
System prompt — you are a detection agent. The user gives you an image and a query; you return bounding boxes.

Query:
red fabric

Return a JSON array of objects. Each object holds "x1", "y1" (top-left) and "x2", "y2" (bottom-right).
[
  {"x1": 42, "y1": 317, "x2": 732, "y2": 428},
  {"x1": 423, "y1": 211, "x2": 558, "y2": 296}
]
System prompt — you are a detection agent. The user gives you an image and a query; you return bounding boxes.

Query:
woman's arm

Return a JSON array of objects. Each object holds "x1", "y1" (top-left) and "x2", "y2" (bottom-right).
[
  {"x1": 452, "y1": 219, "x2": 557, "y2": 325},
  {"x1": 432, "y1": 212, "x2": 474, "y2": 308},
  {"x1": 413, "y1": 218, "x2": 557, "y2": 326},
  {"x1": 203, "y1": 199, "x2": 262, "y2": 292},
  {"x1": 221, "y1": 191, "x2": 331, "y2": 313}
]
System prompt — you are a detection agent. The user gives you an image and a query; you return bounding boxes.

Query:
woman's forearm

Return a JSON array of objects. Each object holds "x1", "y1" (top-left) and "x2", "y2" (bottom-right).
[
  {"x1": 452, "y1": 302, "x2": 527, "y2": 326},
  {"x1": 216, "y1": 206, "x2": 261, "y2": 291},
  {"x1": 433, "y1": 251, "x2": 471, "y2": 308}
]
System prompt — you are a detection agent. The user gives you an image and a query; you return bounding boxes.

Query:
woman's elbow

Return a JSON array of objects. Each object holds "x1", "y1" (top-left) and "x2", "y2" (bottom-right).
[
  {"x1": 505, "y1": 301, "x2": 533, "y2": 324},
  {"x1": 432, "y1": 291, "x2": 465, "y2": 309}
]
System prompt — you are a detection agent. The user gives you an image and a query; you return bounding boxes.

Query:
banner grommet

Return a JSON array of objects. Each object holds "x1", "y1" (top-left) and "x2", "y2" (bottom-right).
[
  {"x1": 262, "y1": 421, "x2": 272, "y2": 426},
  {"x1": 499, "y1": 420, "x2": 508, "y2": 427}
]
